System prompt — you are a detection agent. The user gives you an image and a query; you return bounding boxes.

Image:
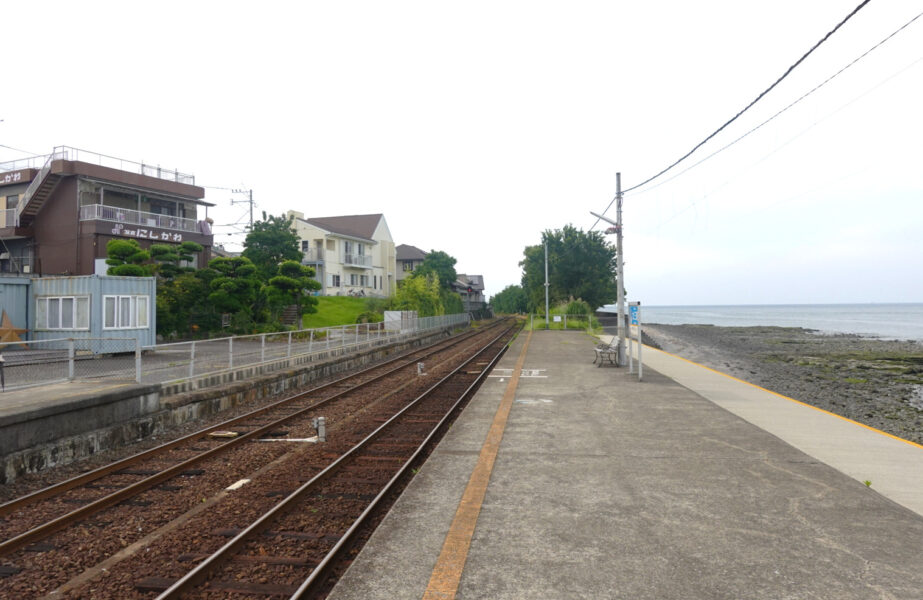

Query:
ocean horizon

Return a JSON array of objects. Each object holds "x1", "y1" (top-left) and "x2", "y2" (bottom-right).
[{"x1": 599, "y1": 303, "x2": 923, "y2": 341}]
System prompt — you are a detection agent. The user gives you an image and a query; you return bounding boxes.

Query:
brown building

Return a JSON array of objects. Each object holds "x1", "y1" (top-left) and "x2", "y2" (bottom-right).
[{"x1": 0, "y1": 146, "x2": 213, "y2": 276}]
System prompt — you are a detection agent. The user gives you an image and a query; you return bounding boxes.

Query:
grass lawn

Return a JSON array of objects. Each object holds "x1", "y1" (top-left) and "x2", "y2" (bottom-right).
[{"x1": 301, "y1": 296, "x2": 372, "y2": 329}]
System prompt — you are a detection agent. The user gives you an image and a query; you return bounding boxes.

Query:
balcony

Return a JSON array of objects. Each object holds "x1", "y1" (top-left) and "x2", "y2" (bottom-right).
[
  {"x1": 80, "y1": 204, "x2": 208, "y2": 234},
  {"x1": 343, "y1": 253, "x2": 372, "y2": 268},
  {"x1": 301, "y1": 248, "x2": 324, "y2": 263}
]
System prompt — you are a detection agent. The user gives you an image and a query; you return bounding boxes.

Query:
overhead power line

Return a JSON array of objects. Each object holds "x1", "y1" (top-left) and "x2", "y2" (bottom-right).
[
  {"x1": 591, "y1": 0, "x2": 874, "y2": 230},
  {"x1": 632, "y1": 7, "x2": 923, "y2": 198}
]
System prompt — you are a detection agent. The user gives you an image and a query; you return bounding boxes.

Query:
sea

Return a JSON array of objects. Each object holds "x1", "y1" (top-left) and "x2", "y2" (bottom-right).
[{"x1": 598, "y1": 303, "x2": 923, "y2": 341}]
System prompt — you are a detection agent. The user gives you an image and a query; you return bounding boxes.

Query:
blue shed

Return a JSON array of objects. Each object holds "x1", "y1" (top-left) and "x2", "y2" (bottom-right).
[
  {"x1": 30, "y1": 275, "x2": 157, "y2": 353},
  {"x1": 0, "y1": 278, "x2": 31, "y2": 332}
]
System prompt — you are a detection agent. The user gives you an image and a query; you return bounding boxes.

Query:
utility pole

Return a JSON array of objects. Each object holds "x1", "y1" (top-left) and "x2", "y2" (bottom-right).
[
  {"x1": 231, "y1": 188, "x2": 254, "y2": 230},
  {"x1": 544, "y1": 240, "x2": 550, "y2": 328},
  {"x1": 590, "y1": 172, "x2": 626, "y2": 366}
]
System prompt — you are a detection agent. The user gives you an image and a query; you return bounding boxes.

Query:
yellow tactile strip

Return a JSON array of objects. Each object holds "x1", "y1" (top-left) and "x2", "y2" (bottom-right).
[{"x1": 422, "y1": 329, "x2": 532, "y2": 600}]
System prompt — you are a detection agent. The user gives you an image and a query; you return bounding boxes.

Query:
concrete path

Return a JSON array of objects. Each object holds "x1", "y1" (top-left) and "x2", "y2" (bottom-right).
[{"x1": 330, "y1": 329, "x2": 923, "y2": 600}]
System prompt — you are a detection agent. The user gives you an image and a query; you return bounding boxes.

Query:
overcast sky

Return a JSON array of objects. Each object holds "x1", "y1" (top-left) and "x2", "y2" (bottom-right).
[{"x1": 2, "y1": 1, "x2": 921, "y2": 306}]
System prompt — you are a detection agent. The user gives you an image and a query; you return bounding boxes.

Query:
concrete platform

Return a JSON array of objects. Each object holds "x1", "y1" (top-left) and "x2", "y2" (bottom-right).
[{"x1": 329, "y1": 329, "x2": 923, "y2": 599}]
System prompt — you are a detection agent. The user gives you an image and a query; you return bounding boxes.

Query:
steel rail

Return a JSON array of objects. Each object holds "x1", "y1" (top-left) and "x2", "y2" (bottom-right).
[
  {"x1": 0, "y1": 323, "x2": 488, "y2": 519},
  {"x1": 154, "y1": 322, "x2": 518, "y2": 598},
  {"x1": 0, "y1": 322, "x2": 506, "y2": 557}
]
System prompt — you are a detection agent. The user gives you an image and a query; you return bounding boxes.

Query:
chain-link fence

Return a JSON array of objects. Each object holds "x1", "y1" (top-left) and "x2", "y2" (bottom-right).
[
  {"x1": 0, "y1": 337, "x2": 141, "y2": 391},
  {"x1": 0, "y1": 313, "x2": 471, "y2": 392}
]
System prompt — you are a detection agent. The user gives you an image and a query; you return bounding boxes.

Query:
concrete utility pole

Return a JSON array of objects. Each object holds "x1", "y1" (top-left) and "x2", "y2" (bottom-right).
[
  {"x1": 590, "y1": 172, "x2": 626, "y2": 366},
  {"x1": 544, "y1": 240, "x2": 550, "y2": 328}
]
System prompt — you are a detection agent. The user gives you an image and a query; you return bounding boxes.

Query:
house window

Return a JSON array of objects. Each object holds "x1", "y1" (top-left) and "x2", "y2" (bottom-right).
[
  {"x1": 328, "y1": 274, "x2": 340, "y2": 287},
  {"x1": 36, "y1": 296, "x2": 90, "y2": 330},
  {"x1": 403, "y1": 261, "x2": 413, "y2": 272},
  {"x1": 5, "y1": 194, "x2": 18, "y2": 210},
  {"x1": 301, "y1": 240, "x2": 310, "y2": 252},
  {"x1": 360, "y1": 275, "x2": 369, "y2": 287},
  {"x1": 103, "y1": 295, "x2": 149, "y2": 329}
]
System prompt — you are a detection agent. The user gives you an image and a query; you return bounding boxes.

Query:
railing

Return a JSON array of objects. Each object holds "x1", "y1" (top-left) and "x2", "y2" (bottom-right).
[
  {"x1": 80, "y1": 204, "x2": 201, "y2": 234},
  {"x1": 0, "y1": 313, "x2": 471, "y2": 392},
  {"x1": 0, "y1": 208, "x2": 18, "y2": 228},
  {"x1": 343, "y1": 253, "x2": 372, "y2": 267},
  {"x1": 0, "y1": 255, "x2": 32, "y2": 274},
  {"x1": 0, "y1": 337, "x2": 141, "y2": 391},
  {"x1": 301, "y1": 248, "x2": 324, "y2": 262},
  {"x1": 0, "y1": 146, "x2": 194, "y2": 185},
  {"x1": 17, "y1": 150, "x2": 64, "y2": 215}
]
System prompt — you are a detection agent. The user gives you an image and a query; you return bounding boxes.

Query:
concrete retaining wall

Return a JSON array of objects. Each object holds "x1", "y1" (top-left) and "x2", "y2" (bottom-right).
[{"x1": 1, "y1": 328, "x2": 452, "y2": 484}]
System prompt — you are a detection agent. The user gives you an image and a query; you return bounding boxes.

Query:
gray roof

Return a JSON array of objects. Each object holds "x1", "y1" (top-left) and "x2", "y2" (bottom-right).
[
  {"x1": 396, "y1": 244, "x2": 428, "y2": 261},
  {"x1": 304, "y1": 214, "x2": 384, "y2": 242},
  {"x1": 455, "y1": 274, "x2": 484, "y2": 292}
]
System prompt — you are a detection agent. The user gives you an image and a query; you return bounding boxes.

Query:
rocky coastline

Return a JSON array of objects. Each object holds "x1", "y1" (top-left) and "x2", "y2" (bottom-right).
[{"x1": 641, "y1": 323, "x2": 923, "y2": 445}]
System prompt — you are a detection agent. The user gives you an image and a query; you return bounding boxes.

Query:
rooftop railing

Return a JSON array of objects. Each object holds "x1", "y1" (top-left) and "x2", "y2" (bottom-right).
[{"x1": 0, "y1": 146, "x2": 195, "y2": 185}]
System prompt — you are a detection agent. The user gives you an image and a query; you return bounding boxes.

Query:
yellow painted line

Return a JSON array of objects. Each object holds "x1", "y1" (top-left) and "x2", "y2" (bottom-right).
[
  {"x1": 645, "y1": 344, "x2": 923, "y2": 451},
  {"x1": 422, "y1": 330, "x2": 532, "y2": 600}
]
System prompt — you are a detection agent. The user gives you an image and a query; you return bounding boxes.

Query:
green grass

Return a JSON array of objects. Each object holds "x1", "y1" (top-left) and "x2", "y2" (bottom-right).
[{"x1": 301, "y1": 296, "x2": 371, "y2": 329}]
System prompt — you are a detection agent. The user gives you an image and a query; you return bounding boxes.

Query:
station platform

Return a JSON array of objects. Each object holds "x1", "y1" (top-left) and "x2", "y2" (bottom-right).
[{"x1": 329, "y1": 329, "x2": 923, "y2": 599}]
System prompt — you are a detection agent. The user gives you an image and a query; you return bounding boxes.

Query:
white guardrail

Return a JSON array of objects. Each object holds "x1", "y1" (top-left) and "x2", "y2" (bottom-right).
[{"x1": 0, "y1": 313, "x2": 471, "y2": 392}]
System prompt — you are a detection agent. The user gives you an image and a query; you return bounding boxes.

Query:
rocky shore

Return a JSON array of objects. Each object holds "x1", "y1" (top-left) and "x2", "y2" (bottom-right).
[{"x1": 642, "y1": 323, "x2": 923, "y2": 445}]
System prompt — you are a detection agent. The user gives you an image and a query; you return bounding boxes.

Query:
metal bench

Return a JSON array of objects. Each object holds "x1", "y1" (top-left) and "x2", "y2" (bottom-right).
[{"x1": 593, "y1": 343, "x2": 618, "y2": 367}]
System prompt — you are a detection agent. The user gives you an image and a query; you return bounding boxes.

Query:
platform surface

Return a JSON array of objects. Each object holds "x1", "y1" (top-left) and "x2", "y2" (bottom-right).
[{"x1": 329, "y1": 329, "x2": 923, "y2": 599}]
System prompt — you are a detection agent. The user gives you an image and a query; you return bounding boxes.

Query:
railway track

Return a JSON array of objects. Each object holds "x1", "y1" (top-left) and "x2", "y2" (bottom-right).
[{"x1": 0, "y1": 318, "x2": 518, "y2": 598}]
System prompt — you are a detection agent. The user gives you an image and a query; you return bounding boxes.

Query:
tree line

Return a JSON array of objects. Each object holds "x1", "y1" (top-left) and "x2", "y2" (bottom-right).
[
  {"x1": 490, "y1": 225, "x2": 617, "y2": 315},
  {"x1": 108, "y1": 213, "x2": 467, "y2": 339}
]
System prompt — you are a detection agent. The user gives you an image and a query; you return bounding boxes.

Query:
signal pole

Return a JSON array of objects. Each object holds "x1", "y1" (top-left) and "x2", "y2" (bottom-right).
[{"x1": 590, "y1": 172, "x2": 626, "y2": 366}]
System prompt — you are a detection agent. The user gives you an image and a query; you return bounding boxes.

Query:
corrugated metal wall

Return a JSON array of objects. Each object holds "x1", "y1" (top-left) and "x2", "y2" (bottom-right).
[{"x1": 0, "y1": 278, "x2": 31, "y2": 336}]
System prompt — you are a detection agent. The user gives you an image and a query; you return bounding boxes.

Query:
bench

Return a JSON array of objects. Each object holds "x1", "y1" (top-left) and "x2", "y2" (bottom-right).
[{"x1": 593, "y1": 344, "x2": 618, "y2": 367}]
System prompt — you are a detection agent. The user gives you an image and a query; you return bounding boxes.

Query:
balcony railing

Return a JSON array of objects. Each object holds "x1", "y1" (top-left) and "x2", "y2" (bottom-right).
[
  {"x1": 80, "y1": 204, "x2": 204, "y2": 234},
  {"x1": 0, "y1": 146, "x2": 195, "y2": 185},
  {"x1": 0, "y1": 255, "x2": 33, "y2": 274},
  {"x1": 301, "y1": 248, "x2": 324, "y2": 263},
  {"x1": 343, "y1": 253, "x2": 372, "y2": 267},
  {"x1": 0, "y1": 208, "x2": 19, "y2": 228}
]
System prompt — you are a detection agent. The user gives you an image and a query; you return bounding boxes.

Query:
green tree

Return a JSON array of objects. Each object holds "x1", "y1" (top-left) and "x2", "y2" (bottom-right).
[
  {"x1": 520, "y1": 225, "x2": 617, "y2": 311},
  {"x1": 490, "y1": 285, "x2": 529, "y2": 314},
  {"x1": 206, "y1": 256, "x2": 262, "y2": 326},
  {"x1": 241, "y1": 213, "x2": 303, "y2": 281},
  {"x1": 105, "y1": 239, "x2": 151, "y2": 276},
  {"x1": 413, "y1": 250, "x2": 457, "y2": 290},
  {"x1": 394, "y1": 273, "x2": 444, "y2": 317},
  {"x1": 263, "y1": 260, "x2": 322, "y2": 319},
  {"x1": 150, "y1": 241, "x2": 203, "y2": 280}
]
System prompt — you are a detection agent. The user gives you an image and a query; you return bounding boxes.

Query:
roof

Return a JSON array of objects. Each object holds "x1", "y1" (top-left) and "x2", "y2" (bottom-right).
[
  {"x1": 304, "y1": 214, "x2": 384, "y2": 241},
  {"x1": 455, "y1": 274, "x2": 485, "y2": 292},
  {"x1": 396, "y1": 244, "x2": 428, "y2": 261}
]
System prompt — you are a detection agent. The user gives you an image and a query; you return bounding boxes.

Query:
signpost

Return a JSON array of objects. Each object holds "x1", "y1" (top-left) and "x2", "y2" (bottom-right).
[{"x1": 628, "y1": 301, "x2": 642, "y2": 381}]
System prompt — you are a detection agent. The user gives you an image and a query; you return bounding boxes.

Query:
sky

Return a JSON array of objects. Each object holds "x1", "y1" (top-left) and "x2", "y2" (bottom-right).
[{"x1": 2, "y1": 1, "x2": 921, "y2": 306}]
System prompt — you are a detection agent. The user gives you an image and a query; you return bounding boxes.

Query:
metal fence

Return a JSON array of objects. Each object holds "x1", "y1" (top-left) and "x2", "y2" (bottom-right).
[
  {"x1": 0, "y1": 313, "x2": 470, "y2": 392},
  {"x1": 0, "y1": 337, "x2": 141, "y2": 391}
]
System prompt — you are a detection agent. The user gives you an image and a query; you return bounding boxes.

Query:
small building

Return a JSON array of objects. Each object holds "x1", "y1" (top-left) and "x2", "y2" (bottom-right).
[
  {"x1": 396, "y1": 244, "x2": 427, "y2": 283},
  {"x1": 453, "y1": 274, "x2": 487, "y2": 312},
  {"x1": 0, "y1": 146, "x2": 213, "y2": 277},
  {"x1": 287, "y1": 211, "x2": 397, "y2": 298},
  {"x1": 0, "y1": 274, "x2": 156, "y2": 354}
]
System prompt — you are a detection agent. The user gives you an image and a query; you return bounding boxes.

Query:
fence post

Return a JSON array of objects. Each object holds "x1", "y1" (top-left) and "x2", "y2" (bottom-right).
[
  {"x1": 229, "y1": 337, "x2": 234, "y2": 369},
  {"x1": 355, "y1": 324, "x2": 359, "y2": 347},
  {"x1": 68, "y1": 339, "x2": 75, "y2": 381},
  {"x1": 135, "y1": 337, "x2": 142, "y2": 383},
  {"x1": 261, "y1": 333, "x2": 266, "y2": 363},
  {"x1": 189, "y1": 341, "x2": 196, "y2": 380},
  {"x1": 288, "y1": 331, "x2": 293, "y2": 357}
]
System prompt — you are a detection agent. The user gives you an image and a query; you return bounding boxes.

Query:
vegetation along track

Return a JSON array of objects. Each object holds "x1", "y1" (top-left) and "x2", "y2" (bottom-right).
[{"x1": 0, "y1": 317, "x2": 518, "y2": 598}]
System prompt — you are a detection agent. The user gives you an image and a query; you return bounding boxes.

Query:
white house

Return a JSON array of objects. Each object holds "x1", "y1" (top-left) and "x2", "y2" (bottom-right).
[{"x1": 287, "y1": 211, "x2": 396, "y2": 298}]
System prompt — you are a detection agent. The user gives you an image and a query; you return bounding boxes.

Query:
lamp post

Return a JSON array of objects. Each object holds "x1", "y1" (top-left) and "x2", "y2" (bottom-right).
[{"x1": 591, "y1": 173, "x2": 626, "y2": 366}]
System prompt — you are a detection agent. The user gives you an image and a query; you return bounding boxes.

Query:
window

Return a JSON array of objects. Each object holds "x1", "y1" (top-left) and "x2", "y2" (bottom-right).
[
  {"x1": 349, "y1": 273, "x2": 359, "y2": 286},
  {"x1": 360, "y1": 275, "x2": 369, "y2": 287},
  {"x1": 328, "y1": 274, "x2": 340, "y2": 287},
  {"x1": 403, "y1": 261, "x2": 413, "y2": 272},
  {"x1": 36, "y1": 296, "x2": 90, "y2": 330},
  {"x1": 5, "y1": 194, "x2": 18, "y2": 210},
  {"x1": 103, "y1": 295, "x2": 149, "y2": 329},
  {"x1": 301, "y1": 240, "x2": 310, "y2": 252}
]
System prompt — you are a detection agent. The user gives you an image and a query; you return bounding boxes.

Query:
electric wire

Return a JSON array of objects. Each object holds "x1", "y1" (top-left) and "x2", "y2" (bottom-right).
[
  {"x1": 590, "y1": 0, "x2": 874, "y2": 230},
  {"x1": 631, "y1": 9, "x2": 923, "y2": 198}
]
